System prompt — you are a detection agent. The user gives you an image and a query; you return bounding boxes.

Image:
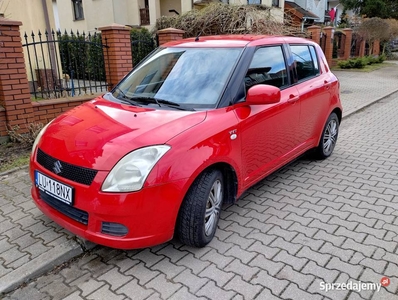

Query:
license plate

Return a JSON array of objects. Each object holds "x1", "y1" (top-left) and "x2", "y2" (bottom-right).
[{"x1": 35, "y1": 171, "x2": 74, "y2": 205}]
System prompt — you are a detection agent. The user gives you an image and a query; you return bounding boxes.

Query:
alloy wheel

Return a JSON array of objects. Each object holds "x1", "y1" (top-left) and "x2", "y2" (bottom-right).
[{"x1": 204, "y1": 179, "x2": 223, "y2": 236}]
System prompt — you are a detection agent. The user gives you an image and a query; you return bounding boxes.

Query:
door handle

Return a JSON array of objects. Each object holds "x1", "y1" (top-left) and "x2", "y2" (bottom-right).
[
  {"x1": 324, "y1": 80, "x2": 330, "y2": 90},
  {"x1": 288, "y1": 94, "x2": 299, "y2": 103}
]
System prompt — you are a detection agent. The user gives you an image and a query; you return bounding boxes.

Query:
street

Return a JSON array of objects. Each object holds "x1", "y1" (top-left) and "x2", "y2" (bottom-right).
[{"x1": 3, "y1": 91, "x2": 398, "y2": 299}]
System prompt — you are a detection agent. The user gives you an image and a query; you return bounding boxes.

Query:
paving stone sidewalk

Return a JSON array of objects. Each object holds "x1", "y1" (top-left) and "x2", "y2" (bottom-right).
[{"x1": 1, "y1": 61, "x2": 398, "y2": 297}]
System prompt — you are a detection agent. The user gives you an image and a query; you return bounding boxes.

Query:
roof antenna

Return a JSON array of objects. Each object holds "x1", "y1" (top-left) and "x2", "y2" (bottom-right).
[{"x1": 195, "y1": 32, "x2": 201, "y2": 42}]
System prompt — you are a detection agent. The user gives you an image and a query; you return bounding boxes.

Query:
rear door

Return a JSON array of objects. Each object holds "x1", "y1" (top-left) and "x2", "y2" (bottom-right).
[{"x1": 289, "y1": 44, "x2": 331, "y2": 145}]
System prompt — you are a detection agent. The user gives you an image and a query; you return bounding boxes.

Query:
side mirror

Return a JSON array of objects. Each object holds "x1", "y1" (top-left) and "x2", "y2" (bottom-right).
[{"x1": 246, "y1": 84, "x2": 281, "y2": 105}]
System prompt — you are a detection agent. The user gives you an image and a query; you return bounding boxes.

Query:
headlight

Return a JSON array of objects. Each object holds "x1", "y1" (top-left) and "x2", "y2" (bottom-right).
[
  {"x1": 32, "y1": 120, "x2": 53, "y2": 152},
  {"x1": 101, "y1": 145, "x2": 171, "y2": 192}
]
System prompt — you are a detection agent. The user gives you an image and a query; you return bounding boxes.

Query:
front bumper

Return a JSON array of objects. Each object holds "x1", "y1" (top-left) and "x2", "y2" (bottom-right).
[{"x1": 30, "y1": 161, "x2": 188, "y2": 249}]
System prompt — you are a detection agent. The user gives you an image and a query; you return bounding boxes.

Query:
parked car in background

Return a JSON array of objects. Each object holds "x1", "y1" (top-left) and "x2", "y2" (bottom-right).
[
  {"x1": 30, "y1": 35, "x2": 342, "y2": 249},
  {"x1": 390, "y1": 39, "x2": 398, "y2": 51}
]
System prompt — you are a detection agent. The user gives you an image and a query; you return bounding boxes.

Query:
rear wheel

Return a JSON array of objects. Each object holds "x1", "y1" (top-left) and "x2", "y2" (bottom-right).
[
  {"x1": 315, "y1": 112, "x2": 339, "y2": 159},
  {"x1": 176, "y1": 169, "x2": 224, "y2": 247}
]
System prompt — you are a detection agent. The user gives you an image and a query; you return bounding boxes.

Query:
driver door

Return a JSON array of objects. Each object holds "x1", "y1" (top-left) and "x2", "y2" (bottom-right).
[{"x1": 236, "y1": 45, "x2": 301, "y2": 189}]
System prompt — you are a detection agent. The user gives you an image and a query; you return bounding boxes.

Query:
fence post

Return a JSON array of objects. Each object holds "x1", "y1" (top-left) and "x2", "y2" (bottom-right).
[
  {"x1": 372, "y1": 40, "x2": 380, "y2": 56},
  {"x1": 157, "y1": 28, "x2": 185, "y2": 46},
  {"x1": 359, "y1": 39, "x2": 366, "y2": 57},
  {"x1": 342, "y1": 28, "x2": 353, "y2": 60},
  {"x1": 0, "y1": 18, "x2": 34, "y2": 138},
  {"x1": 307, "y1": 25, "x2": 321, "y2": 45},
  {"x1": 323, "y1": 26, "x2": 334, "y2": 67},
  {"x1": 98, "y1": 24, "x2": 133, "y2": 90}
]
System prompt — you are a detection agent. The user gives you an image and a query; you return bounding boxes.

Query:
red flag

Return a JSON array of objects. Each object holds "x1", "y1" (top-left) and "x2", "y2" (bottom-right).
[{"x1": 329, "y1": 8, "x2": 336, "y2": 22}]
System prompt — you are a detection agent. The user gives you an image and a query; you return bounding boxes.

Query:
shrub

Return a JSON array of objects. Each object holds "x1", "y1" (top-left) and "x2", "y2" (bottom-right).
[
  {"x1": 130, "y1": 27, "x2": 156, "y2": 67},
  {"x1": 58, "y1": 31, "x2": 106, "y2": 82},
  {"x1": 338, "y1": 60, "x2": 351, "y2": 69},
  {"x1": 354, "y1": 57, "x2": 366, "y2": 68},
  {"x1": 7, "y1": 123, "x2": 44, "y2": 146},
  {"x1": 338, "y1": 55, "x2": 385, "y2": 69}
]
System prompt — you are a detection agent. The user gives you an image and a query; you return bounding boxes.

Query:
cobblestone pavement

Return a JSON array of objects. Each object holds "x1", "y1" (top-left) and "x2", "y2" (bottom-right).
[
  {"x1": 0, "y1": 169, "x2": 91, "y2": 293},
  {"x1": 2, "y1": 86, "x2": 398, "y2": 298},
  {"x1": 335, "y1": 62, "x2": 398, "y2": 117}
]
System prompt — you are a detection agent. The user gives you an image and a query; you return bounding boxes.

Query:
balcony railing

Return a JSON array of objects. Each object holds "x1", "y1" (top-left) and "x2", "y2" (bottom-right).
[{"x1": 140, "y1": 8, "x2": 150, "y2": 26}]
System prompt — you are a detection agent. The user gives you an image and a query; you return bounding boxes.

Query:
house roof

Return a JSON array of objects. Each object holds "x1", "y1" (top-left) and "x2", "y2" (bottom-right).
[{"x1": 284, "y1": 1, "x2": 319, "y2": 20}]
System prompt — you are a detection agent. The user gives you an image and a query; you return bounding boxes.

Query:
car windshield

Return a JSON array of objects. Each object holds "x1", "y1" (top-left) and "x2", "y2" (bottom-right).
[{"x1": 112, "y1": 47, "x2": 243, "y2": 109}]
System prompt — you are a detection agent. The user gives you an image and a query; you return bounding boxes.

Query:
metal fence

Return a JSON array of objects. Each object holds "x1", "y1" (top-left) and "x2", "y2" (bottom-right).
[
  {"x1": 130, "y1": 28, "x2": 157, "y2": 67},
  {"x1": 23, "y1": 30, "x2": 110, "y2": 99}
]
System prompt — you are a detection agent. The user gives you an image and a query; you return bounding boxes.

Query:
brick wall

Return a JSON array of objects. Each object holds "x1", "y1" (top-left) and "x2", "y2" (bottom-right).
[
  {"x1": 0, "y1": 107, "x2": 7, "y2": 137},
  {"x1": 98, "y1": 24, "x2": 133, "y2": 89},
  {"x1": 31, "y1": 95, "x2": 98, "y2": 124},
  {"x1": 0, "y1": 19, "x2": 132, "y2": 140},
  {"x1": 158, "y1": 28, "x2": 185, "y2": 45},
  {"x1": 0, "y1": 18, "x2": 35, "y2": 137}
]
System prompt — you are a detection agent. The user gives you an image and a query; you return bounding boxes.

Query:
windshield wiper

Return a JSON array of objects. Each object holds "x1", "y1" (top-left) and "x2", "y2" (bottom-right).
[
  {"x1": 131, "y1": 96, "x2": 194, "y2": 111},
  {"x1": 113, "y1": 87, "x2": 142, "y2": 106},
  {"x1": 131, "y1": 96, "x2": 162, "y2": 108}
]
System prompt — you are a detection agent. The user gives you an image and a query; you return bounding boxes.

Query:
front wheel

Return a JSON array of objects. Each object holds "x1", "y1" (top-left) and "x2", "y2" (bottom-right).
[
  {"x1": 315, "y1": 112, "x2": 339, "y2": 159},
  {"x1": 176, "y1": 169, "x2": 224, "y2": 247}
]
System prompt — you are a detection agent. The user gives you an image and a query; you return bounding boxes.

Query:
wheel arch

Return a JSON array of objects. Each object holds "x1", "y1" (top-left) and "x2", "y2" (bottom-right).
[
  {"x1": 210, "y1": 162, "x2": 239, "y2": 205},
  {"x1": 332, "y1": 107, "x2": 342, "y2": 124},
  {"x1": 179, "y1": 161, "x2": 239, "y2": 210}
]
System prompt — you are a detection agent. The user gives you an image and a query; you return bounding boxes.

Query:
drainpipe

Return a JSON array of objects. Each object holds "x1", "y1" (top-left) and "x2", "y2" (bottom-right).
[
  {"x1": 301, "y1": 17, "x2": 307, "y2": 32},
  {"x1": 41, "y1": 0, "x2": 57, "y2": 76}
]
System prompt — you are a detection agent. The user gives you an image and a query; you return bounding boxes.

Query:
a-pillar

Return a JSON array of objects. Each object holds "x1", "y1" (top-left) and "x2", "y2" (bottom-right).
[
  {"x1": 0, "y1": 18, "x2": 34, "y2": 137},
  {"x1": 98, "y1": 24, "x2": 133, "y2": 90},
  {"x1": 323, "y1": 27, "x2": 334, "y2": 67},
  {"x1": 157, "y1": 28, "x2": 185, "y2": 46},
  {"x1": 342, "y1": 28, "x2": 353, "y2": 60},
  {"x1": 307, "y1": 25, "x2": 321, "y2": 45}
]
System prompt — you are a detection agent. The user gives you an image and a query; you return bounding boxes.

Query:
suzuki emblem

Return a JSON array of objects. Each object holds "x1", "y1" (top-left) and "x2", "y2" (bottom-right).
[{"x1": 53, "y1": 160, "x2": 63, "y2": 174}]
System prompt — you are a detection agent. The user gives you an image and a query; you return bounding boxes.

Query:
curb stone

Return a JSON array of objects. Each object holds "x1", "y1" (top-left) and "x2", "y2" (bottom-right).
[{"x1": 0, "y1": 239, "x2": 83, "y2": 295}]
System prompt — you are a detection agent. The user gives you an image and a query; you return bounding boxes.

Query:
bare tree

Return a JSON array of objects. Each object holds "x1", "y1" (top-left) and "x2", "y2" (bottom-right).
[
  {"x1": 386, "y1": 19, "x2": 398, "y2": 39},
  {"x1": 358, "y1": 18, "x2": 391, "y2": 55},
  {"x1": 154, "y1": 3, "x2": 305, "y2": 38}
]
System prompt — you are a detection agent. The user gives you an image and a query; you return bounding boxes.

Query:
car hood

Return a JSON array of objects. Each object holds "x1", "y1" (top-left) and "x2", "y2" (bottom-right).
[{"x1": 38, "y1": 97, "x2": 206, "y2": 170}]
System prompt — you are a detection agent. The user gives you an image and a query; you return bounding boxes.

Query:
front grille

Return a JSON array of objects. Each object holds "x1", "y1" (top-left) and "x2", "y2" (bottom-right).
[
  {"x1": 101, "y1": 222, "x2": 128, "y2": 236},
  {"x1": 40, "y1": 190, "x2": 89, "y2": 225},
  {"x1": 37, "y1": 148, "x2": 98, "y2": 186}
]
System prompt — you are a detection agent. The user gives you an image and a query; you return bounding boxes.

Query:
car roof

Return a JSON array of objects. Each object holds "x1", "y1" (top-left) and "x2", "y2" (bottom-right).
[{"x1": 163, "y1": 35, "x2": 314, "y2": 48}]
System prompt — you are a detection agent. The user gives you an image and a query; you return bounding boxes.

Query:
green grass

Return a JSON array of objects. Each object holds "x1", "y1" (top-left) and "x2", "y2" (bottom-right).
[
  {"x1": 0, "y1": 153, "x2": 30, "y2": 173},
  {"x1": 31, "y1": 96, "x2": 44, "y2": 101},
  {"x1": 332, "y1": 62, "x2": 391, "y2": 72},
  {"x1": 0, "y1": 141, "x2": 32, "y2": 173}
]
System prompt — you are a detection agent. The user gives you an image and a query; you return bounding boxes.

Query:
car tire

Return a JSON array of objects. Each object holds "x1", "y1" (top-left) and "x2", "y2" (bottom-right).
[
  {"x1": 176, "y1": 169, "x2": 224, "y2": 247},
  {"x1": 315, "y1": 112, "x2": 339, "y2": 159}
]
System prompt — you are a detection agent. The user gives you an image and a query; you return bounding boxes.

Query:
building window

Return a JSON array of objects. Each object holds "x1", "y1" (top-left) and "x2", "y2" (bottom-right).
[
  {"x1": 247, "y1": 0, "x2": 261, "y2": 4},
  {"x1": 272, "y1": 0, "x2": 279, "y2": 7},
  {"x1": 72, "y1": 0, "x2": 84, "y2": 21}
]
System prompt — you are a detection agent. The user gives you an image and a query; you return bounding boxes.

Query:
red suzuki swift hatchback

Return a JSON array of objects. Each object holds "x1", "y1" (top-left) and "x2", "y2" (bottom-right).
[{"x1": 30, "y1": 35, "x2": 342, "y2": 249}]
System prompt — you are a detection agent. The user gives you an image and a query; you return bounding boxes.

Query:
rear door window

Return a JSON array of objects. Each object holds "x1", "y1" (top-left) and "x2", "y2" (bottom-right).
[{"x1": 290, "y1": 45, "x2": 319, "y2": 81}]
